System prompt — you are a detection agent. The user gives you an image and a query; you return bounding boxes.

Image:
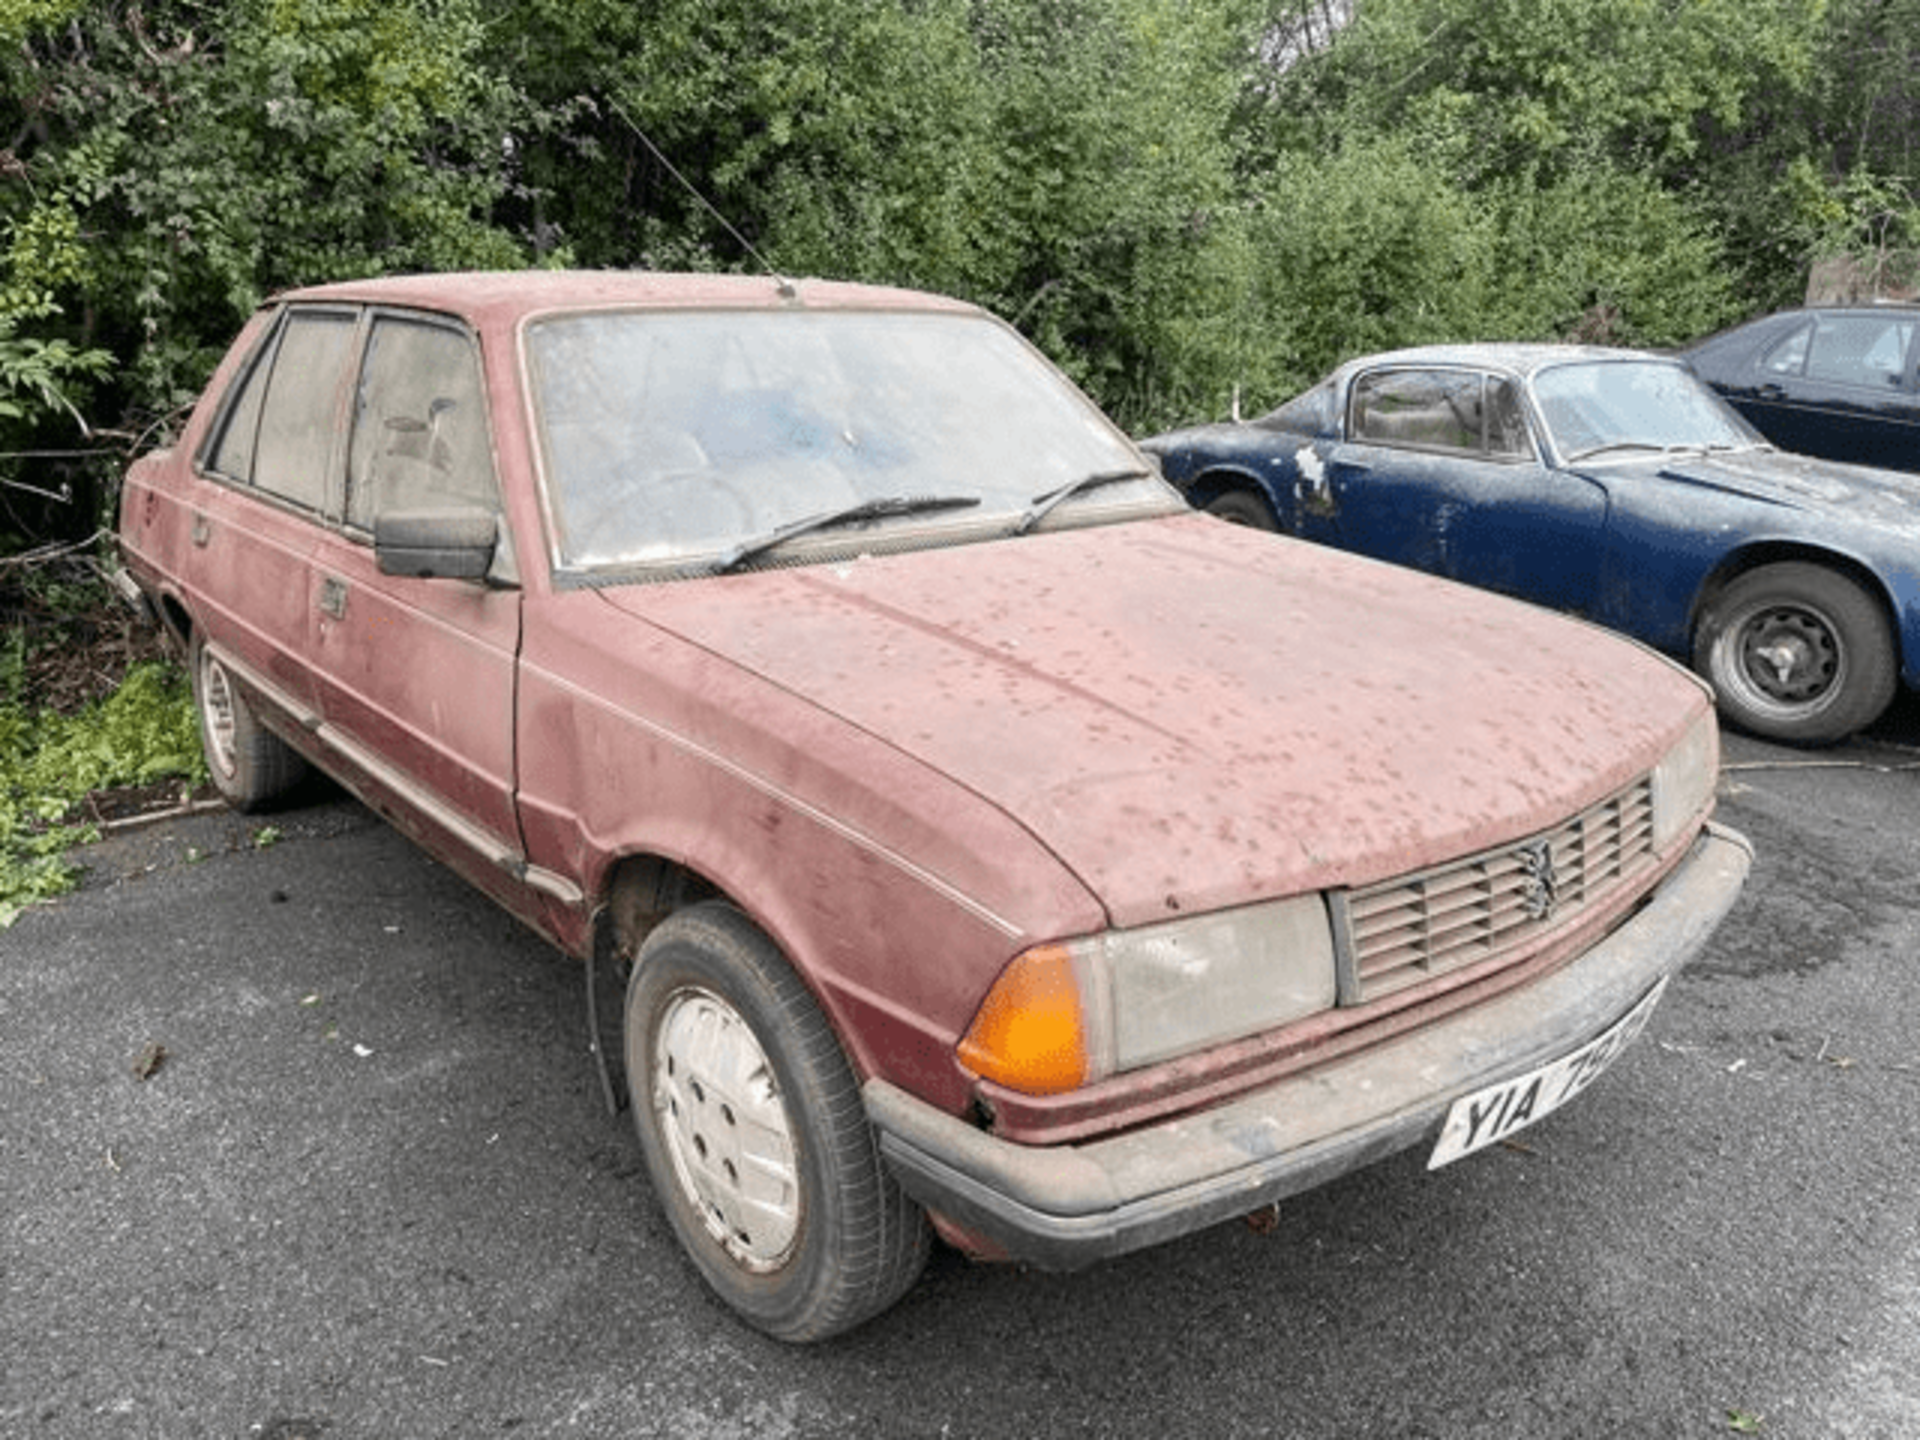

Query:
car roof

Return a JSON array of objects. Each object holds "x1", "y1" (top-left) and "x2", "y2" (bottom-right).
[
  {"x1": 1787, "y1": 301, "x2": 1920, "y2": 315},
  {"x1": 1336, "y1": 342, "x2": 1671, "y2": 382},
  {"x1": 270, "y1": 269, "x2": 979, "y2": 327}
]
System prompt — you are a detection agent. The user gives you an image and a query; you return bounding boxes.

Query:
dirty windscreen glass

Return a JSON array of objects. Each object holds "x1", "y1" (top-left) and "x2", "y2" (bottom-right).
[
  {"x1": 1533, "y1": 360, "x2": 1760, "y2": 461},
  {"x1": 526, "y1": 309, "x2": 1169, "y2": 571}
]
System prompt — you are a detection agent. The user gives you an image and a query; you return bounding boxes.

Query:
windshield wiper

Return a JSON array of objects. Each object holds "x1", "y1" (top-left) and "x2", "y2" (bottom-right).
[
  {"x1": 1563, "y1": 441, "x2": 1667, "y2": 463},
  {"x1": 1014, "y1": 467, "x2": 1151, "y2": 535},
  {"x1": 711, "y1": 493, "x2": 981, "y2": 574}
]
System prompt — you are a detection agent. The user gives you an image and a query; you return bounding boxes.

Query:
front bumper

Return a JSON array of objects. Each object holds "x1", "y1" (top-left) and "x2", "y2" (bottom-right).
[{"x1": 866, "y1": 821, "x2": 1751, "y2": 1271}]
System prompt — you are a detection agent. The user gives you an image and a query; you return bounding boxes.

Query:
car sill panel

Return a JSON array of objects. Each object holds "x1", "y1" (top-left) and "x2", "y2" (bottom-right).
[{"x1": 205, "y1": 640, "x2": 583, "y2": 909}]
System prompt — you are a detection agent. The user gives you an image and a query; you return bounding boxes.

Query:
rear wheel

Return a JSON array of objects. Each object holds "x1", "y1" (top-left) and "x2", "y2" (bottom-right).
[
  {"x1": 1693, "y1": 563, "x2": 1896, "y2": 744},
  {"x1": 1204, "y1": 489, "x2": 1279, "y2": 531},
  {"x1": 190, "y1": 634, "x2": 307, "y2": 810},
  {"x1": 624, "y1": 902, "x2": 929, "y2": 1342}
]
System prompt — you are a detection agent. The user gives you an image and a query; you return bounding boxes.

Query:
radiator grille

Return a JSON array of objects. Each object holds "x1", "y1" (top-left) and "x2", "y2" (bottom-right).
[{"x1": 1337, "y1": 778, "x2": 1657, "y2": 1003}]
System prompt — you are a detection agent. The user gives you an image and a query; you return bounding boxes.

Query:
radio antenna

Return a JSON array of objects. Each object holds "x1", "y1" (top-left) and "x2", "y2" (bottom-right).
[{"x1": 608, "y1": 100, "x2": 796, "y2": 296}]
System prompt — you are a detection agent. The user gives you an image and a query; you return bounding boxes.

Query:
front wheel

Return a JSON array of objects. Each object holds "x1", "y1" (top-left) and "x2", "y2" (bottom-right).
[
  {"x1": 1693, "y1": 563, "x2": 1897, "y2": 745},
  {"x1": 624, "y1": 903, "x2": 929, "y2": 1342}
]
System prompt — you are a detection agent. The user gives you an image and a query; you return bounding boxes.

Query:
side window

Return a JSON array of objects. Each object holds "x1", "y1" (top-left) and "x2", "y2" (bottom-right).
[
  {"x1": 206, "y1": 322, "x2": 277, "y2": 484},
  {"x1": 346, "y1": 316, "x2": 497, "y2": 530},
  {"x1": 1803, "y1": 315, "x2": 1914, "y2": 389},
  {"x1": 1257, "y1": 378, "x2": 1338, "y2": 436},
  {"x1": 1761, "y1": 323, "x2": 1812, "y2": 376},
  {"x1": 253, "y1": 312, "x2": 357, "y2": 511},
  {"x1": 1352, "y1": 369, "x2": 1482, "y2": 453},
  {"x1": 1485, "y1": 378, "x2": 1532, "y2": 459}
]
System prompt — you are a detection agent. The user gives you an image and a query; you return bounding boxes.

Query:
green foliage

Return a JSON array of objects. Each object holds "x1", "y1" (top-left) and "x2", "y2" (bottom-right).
[
  {"x1": 0, "y1": 655, "x2": 204, "y2": 926},
  {"x1": 0, "y1": 0, "x2": 81, "y2": 43},
  {"x1": 0, "y1": 0, "x2": 1908, "y2": 544},
  {"x1": 1264, "y1": 0, "x2": 1823, "y2": 183},
  {"x1": 0, "y1": 198, "x2": 114, "y2": 463},
  {"x1": 1230, "y1": 139, "x2": 1498, "y2": 407},
  {"x1": 474, "y1": 0, "x2": 1260, "y2": 431},
  {"x1": 4, "y1": 0, "x2": 540, "y2": 441},
  {"x1": 957, "y1": 0, "x2": 1253, "y2": 429},
  {"x1": 25, "y1": 660, "x2": 204, "y2": 793},
  {"x1": 1781, "y1": 161, "x2": 1920, "y2": 292},
  {"x1": 0, "y1": 319, "x2": 113, "y2": 427},
  {"x1": 1480, "y1": 162, "x2": 1736, "y2": 346},
  {"x1": 1249, "y1": 0, "x2": 1825, "y2": 325}
]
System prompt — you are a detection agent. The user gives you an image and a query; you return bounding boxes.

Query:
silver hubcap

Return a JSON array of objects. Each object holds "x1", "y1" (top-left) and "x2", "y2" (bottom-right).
[
  {"x1": 200, "y1": 654, "x2": 239, "y2": 778},
  {"x1": 652, "y1": 987, "x2": 801, "y2": 1270}
]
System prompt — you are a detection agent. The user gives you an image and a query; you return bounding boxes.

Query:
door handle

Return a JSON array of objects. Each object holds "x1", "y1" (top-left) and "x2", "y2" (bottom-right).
[
  {"x1": 191, "y1": 513, "x2": 212, "y2": 548},
  {"x1": 318, "y1": 575, "x2": 348, "y2": 620}
]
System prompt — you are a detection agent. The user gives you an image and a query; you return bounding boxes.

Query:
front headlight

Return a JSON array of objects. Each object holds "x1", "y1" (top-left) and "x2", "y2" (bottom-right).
[
  {"x1": 957, "y1": 895, "x2": 1337, "y2": 1095},
  {"x1": 1651, "y1": 708, "x2": 1719, "y2": 851}
]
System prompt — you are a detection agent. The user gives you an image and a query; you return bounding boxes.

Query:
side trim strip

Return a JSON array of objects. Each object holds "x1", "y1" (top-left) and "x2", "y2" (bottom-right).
[{"x1": 209, "y1": 640, "x2": 585, "y2": 910}]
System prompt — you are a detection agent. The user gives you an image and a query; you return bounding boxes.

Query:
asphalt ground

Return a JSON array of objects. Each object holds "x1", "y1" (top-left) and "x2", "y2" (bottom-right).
[{"x1": 4, "y1": 705, "x2": 1918, "y2": 1439}]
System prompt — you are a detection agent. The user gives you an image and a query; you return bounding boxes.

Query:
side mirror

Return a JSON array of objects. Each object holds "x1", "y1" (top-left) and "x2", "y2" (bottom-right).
[{"x1": 375, "y1": 507, "x2": 498, "y2": 580}]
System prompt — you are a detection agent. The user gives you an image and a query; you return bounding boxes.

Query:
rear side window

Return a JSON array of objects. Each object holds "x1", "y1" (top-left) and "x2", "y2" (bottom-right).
[
  {"x1": 207, "y1": 331, "x2": 273, "y2": 483},
  {"x1": 254, "y1": 313, "x2": 356, "y2": 509},
  {"x1": 1760, "y1": 322, "x2": 1813, "y2": 375},
  {"x1": 206, "y1": 308, "x2": 357, "y2": 512},
  {"x1": 1256, "y1": 379, "x2": 1337, "y2": 436},
  {"x1": 1485, "y1": 378, "x2": 1532, "y2": 458}
]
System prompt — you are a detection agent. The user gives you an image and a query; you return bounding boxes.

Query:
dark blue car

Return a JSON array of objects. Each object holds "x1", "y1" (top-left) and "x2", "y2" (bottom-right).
[
  {"x1": 1683, "y1": 304, "x2": 1918, "y2": 474},
  {"x1": 1141, "y1": 344, "x2": 1920, "y2": 744}
]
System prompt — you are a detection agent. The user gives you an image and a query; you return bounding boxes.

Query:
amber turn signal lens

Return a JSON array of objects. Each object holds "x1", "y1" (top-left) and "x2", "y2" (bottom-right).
[{"x1": 956, "y1": 945, "x2": 1090, "y2": 1095}]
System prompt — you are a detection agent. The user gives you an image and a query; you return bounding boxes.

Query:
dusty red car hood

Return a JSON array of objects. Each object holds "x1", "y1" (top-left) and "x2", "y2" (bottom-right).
[{"x1": 596, "y1": 513, "x2": 1705, "y2": 929}]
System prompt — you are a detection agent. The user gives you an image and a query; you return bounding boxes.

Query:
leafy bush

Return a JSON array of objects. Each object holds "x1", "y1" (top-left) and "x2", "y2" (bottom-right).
[{"x1": 0, "y1": 655, "x2": 205, "y2": 926}]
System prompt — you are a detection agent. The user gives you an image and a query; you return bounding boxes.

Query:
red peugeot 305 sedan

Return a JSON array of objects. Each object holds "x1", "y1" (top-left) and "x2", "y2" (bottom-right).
[{"x1": 116, "y1": 271, "x2": 1750, "y2": 1340}]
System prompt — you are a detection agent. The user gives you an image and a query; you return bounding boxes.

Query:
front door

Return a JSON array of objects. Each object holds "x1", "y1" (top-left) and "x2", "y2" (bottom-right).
[
  {"x1": 305, "y1": 310, "x2": 529, "y2": 915},
  {"x1": 1299, "y1": 366, "x2": 1608, "y2": 615}
]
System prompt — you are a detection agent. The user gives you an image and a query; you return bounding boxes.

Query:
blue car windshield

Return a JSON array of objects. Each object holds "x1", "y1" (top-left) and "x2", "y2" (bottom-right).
[
  {"x1": 525, "y1": 308, "x2": 1170, "y2": 571},
  {"x1": 1533, "y1": 360, "x2": 1761, "y2": 462}
]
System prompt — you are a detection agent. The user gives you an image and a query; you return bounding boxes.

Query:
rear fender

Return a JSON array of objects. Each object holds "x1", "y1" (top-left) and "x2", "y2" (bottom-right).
[{"x1": 1686, "y1": 542, "x2": 1914, "y2": 684}]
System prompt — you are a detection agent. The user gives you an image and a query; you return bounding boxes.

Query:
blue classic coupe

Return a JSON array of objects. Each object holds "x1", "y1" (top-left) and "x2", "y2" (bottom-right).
[{"x1": 1141, "y1": 344, "x2": 1920, "y2": 744}]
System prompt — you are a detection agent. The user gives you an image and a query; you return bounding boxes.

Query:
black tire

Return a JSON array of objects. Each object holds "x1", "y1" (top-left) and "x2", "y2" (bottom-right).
[
  {"x1": 1693, "y1": 563, "x2": 1897, "y2": 745},
  {"x1": 624, "y1": 902, "x2": 930, "y2": 1342},
  {"x1": 1205, "y1": 488, "x2": 1279, "y2": 532},
  {"x1": 190, "y1": 633, "x2": 308, "y2": 810}
]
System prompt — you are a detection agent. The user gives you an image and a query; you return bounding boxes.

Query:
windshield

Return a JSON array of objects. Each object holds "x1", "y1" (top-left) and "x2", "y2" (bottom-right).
[
  {"x1": 525, "y1": 308, "x2": 1169, "y2": 571},
  {"x1": 1531, "y1": 359, "x2": 1762, "y2": 461}
]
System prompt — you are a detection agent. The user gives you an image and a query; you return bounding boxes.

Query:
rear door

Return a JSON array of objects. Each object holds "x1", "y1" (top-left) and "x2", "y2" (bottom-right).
[
  {"x1": 304, "y1": 308, "x2": 531, "y2": 915},
  {"x1": 1299, "y1": 366, "x2": 1608, "y2": 614},
  {"x1": 187, "y1": 306, "x2": 359, "y2": 721}
]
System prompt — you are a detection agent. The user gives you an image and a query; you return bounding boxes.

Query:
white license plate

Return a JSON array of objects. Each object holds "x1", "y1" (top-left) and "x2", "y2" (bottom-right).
[{"x1": 1427, "y1": 978, "x2": 1668, "y2": 1170}]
